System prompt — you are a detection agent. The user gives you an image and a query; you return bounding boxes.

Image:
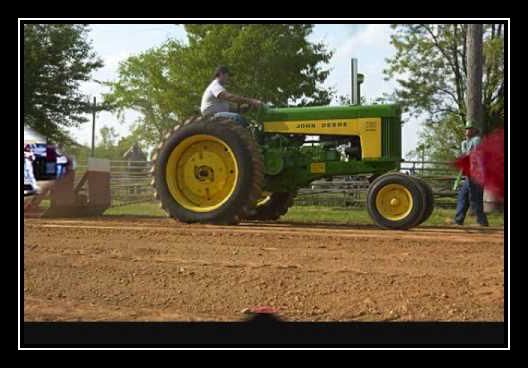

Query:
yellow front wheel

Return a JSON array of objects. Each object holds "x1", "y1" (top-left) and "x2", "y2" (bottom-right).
[
  {"x1": 367, "y1": 173, "x2": 425, "y2": 230},
  {"x1": 375, "y1": 184, "x2": 414, "y2": 221}
]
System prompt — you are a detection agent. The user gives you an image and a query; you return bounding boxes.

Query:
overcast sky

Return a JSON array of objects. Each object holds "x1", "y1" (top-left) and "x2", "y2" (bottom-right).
[{"x1": 73, "y1": 24, "x2": 420, "y2": 156}]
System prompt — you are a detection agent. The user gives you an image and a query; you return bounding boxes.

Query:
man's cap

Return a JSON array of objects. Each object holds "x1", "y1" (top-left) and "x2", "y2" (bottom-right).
[
  {"x1": 214, "y1": 66, "x2": 232, "y2": 77},
  {"x1": 465, "y1": 120, "x2": 478, "y2": 130}
]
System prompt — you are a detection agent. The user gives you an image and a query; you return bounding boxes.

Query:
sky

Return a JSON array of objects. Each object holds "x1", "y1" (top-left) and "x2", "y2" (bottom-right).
[{"x1": 73, "y1": 24, "x2": 421, "y2": 156}]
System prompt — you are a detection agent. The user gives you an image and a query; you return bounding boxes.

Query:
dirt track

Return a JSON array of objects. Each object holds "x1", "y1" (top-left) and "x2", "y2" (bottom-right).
[{"x1": 23, "y1": 217, "x2": 504, "y2": 321}]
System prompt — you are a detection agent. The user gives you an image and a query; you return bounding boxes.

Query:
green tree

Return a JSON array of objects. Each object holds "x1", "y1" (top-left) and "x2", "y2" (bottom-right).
[
  {"x1": 62, "y1": 143, "x2": 90, "y2": 164},
  {"x1": 407, "y1": 113, "x2": 465, "y2": 162},
  {"x1": 93, "y1": 127, "x2": 145, "y2": 160},
  {"x1": 64, "y1": 129, "x2": 147, "y2": 163},
  {"x1": 104, "y1": 24, "x2": 333, "y2": 148},
  {"x1": 92, "y1": 126, "x2": 118, "y2": 160},
  {"x1": 116, "y1": 134, "x2": 146, "y2": 158},
  {"x1": 104, "y1": 46, "x2": 178, "y2": 148},
  {"x1": 24, "y1": 24, "x2": 103, "y2": 141},
  {"x1": 384, "y1": 24, "x2": 504, "y2": 159}
]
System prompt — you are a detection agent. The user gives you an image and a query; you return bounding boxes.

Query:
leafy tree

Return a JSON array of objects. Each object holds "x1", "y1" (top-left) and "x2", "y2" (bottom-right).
[
  {"x1": 93, "y1": 126, "x2": 118, "y2": 159},
  {"x1": 61, "y1": 143, "x2": 90, "y2": 164},
  {"x1": 93, "y1": 127, "x2": 147, "y2": 161},
  {"x1": 335, "y1": 95, "x2": 377, "y2": 105},
  {"x1": 406, "y1": 113, "x2": 465, "y2": 162},
  {"x1": 384, "y1": 24, "x2": 504, "y2": 159},
  {"x1": 24, "y1": 24, "x2": 103, "y2": 142},
  {"x1": 103, "y1": 46, "x2": 177, "y2": 148},
  {"x1": 99, "y1": 126, "x2": 118, "y2": 147},
  {"x1": 104, "y1": 24, "x2": 333, "y2": 148},
  {"x1": 64, "y1": 128, "x2": 148, "y2": 163}
]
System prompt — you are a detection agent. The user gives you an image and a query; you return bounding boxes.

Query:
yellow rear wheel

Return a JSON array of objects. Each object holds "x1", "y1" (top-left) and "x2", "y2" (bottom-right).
[
  {"x1": 165, "y1": 135, "x2": 239, "y2": 212},
  {"x1": 153, "y1": 117, "x2": 263, "y2": 224}
]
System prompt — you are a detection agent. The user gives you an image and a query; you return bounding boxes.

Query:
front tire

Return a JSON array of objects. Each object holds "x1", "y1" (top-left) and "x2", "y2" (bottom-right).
[
  {"x1": 412, "y1": 176, "x2": 434, "y2": 226},
  {"x1": 367, "y1": 173, "x2": 425, "y2": 230}
]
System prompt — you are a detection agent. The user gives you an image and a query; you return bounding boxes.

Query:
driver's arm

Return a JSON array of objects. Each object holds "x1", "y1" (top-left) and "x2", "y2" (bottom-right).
[{"x1": 218, "y1": 91, "x2": 261, "y2": 108}]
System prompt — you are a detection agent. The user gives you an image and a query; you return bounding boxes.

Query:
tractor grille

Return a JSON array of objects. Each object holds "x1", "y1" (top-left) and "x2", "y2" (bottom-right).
[{"x1": 381, "y1": 117, "x2": 402, "y2": 161}]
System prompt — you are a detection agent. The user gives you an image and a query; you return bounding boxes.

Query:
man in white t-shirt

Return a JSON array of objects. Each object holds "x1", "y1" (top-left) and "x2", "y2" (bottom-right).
[{"x1": 200, "y1": 66, "x2": 262, "y2": 127}]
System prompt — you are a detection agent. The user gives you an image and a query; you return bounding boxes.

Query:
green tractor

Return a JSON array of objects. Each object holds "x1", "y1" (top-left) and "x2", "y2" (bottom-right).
[{"x1": 151, "y1": 102, "x2": 434, "y2": 230}]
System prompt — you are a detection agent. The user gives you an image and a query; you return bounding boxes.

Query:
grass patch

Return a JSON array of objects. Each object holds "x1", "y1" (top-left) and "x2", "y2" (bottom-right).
[
  {"x1": 283, "y1": 206, "x2": 504, "y2": 227},
  {"x1": 104, "y1": 201, "x2": 504, "y2": 227},
  {"x1": 104, "y1": 202, "x2": 167, "y2": 217}
]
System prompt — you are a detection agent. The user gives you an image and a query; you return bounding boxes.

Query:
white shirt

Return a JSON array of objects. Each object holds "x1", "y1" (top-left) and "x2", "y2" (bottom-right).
[
  {"x1": 200, "y1": 79, "x2": 230, "y2": 115},
  {"x1": 57, "y1": 155, "x2": 68, "y2": 164},
  {"x1": 461, "y1": 136, "x2": 481, "y2": 154}
]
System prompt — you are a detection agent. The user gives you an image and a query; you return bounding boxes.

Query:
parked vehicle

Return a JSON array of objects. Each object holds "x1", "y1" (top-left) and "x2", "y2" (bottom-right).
[{"x1": 28, "y1": 143, "x2": 60, "y2": 180}]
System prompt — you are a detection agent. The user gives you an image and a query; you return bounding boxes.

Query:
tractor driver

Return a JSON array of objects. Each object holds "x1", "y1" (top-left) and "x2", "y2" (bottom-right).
[{"x1": 200, "y1": 66, "x2": 262, "y2": 128}]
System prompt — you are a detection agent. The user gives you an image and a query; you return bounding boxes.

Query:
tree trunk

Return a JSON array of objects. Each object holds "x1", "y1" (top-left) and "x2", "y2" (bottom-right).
[{"x1": 466, "y1": 24, "x2": 485, "y2": 134}]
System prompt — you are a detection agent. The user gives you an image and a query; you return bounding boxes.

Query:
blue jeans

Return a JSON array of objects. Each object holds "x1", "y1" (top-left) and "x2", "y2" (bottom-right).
[
  {"x1": 56, "y1": 164, "x2": 68, "y2": 178},
  {"x1": 213, "y1": 112, "x2": 248, "y2": 128},
  {"x1": 454, "y1": 179, "x2": 489, "y2": 225}
]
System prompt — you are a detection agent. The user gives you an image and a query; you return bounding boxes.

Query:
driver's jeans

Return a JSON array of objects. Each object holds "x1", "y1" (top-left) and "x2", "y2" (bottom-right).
[{"x1": 213, "y1": 112, "x2": 249, "y2": 128}]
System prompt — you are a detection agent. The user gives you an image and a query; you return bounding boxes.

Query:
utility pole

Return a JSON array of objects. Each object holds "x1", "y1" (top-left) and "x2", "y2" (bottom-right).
[
  {"x1": 91, "y1": 97, "x2": 96, "y2": 157},
  {"x1": 466, "y1": 24, "x2": 485, "y2": 134}
]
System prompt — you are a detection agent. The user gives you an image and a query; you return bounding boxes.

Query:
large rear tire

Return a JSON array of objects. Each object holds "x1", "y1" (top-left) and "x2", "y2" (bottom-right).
[
  {"x1": 367, "y1": 173, "x2": 425, "y2": 230},
  {"x1": 246, "y1": 192, "x2": 297, "y2": 221},
  {"x1": 152, "y1": 116, "x2": 263, "y2": 224}
]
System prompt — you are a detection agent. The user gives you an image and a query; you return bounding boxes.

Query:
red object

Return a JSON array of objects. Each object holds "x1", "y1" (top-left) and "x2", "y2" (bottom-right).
[
  {"x1": 46, "y1": 145, "x2": 57, "y2": 161},
  {"x1": 249, "y1": 306, "x2": 279, "y2": 314},
  {"x1": 455, "y1": 128, "x2": 505, "y2": 200}
]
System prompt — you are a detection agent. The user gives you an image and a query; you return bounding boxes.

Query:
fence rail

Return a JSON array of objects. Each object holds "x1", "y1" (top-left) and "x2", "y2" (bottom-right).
[
  {"x1": 75, "y1": 159, "x2": 461, "y2": 209},
  {"x1": 297, "y1": 160, "x2": 460, "y2": 208},
  {"x1": 74, "y1": 160, "x2": 155, "y2": 207}
]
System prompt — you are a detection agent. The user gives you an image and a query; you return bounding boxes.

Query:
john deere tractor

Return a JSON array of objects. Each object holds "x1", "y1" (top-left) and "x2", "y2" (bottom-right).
[{"x1": 151, "y1": 103, "x2": 434, "y2": 230}]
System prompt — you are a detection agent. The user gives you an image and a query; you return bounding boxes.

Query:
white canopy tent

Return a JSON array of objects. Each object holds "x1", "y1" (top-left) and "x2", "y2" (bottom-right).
[{"x1": 24, "y1": 125, "x2": 46, "y2": 144}]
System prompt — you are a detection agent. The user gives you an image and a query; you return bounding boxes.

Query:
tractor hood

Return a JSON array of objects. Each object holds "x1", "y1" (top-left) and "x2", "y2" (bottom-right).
[{"x1": 258, "y1": 104, "x2": 401, "y2": 122}]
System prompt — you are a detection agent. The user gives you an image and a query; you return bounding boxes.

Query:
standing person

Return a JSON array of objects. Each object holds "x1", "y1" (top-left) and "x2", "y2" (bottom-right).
[
  {"x1": 24, "y1": 144, "x2": 39, "y2": 194},
  {"x1": 45, "y1": 143, "x2": 57, "y2": 178},
  {"x1": 200, "y1": 66, "x2": 262, "y2": 128},
  {"x1": 453, "y1": 121, "x2": 489, "y2": 226},
  {"x1": 56, "y1": 143, "x2": 68, "y2": 178}
]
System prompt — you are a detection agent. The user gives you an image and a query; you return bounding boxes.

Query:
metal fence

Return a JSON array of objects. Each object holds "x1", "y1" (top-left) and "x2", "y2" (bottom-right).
[
  {"x1": 295, "y1": 160, "x2": 460, "y2": 208},
  {"x1": 75, "y1": 160, "x2": 155, "y2": 207},
  {"x1": 76, "y1": 159, "x2": 460, "y2": 209}
]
